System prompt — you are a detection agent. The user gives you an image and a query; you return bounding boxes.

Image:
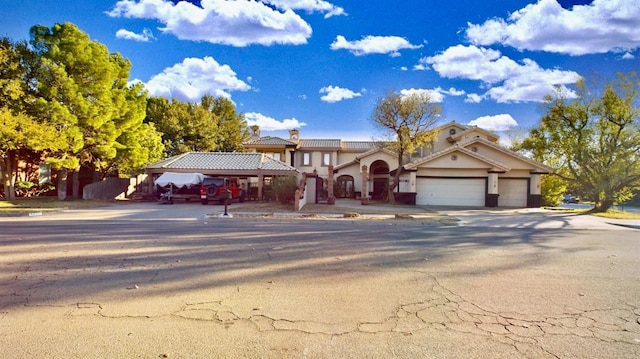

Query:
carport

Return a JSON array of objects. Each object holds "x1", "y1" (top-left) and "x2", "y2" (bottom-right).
[{"x1": 144, "y1": 152, "x2": 300, "y2": 200}]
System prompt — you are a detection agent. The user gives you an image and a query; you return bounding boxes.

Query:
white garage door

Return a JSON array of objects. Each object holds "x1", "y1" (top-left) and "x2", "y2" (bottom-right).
[
  {"x1": 416, "y1": 178, "x2": 486, "y2": 206},
  {"x1": 498, "y1": 179, "x2": 528, "y2": 207}
]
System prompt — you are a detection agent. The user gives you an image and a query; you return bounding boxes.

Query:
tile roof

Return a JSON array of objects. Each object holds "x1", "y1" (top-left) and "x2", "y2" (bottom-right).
[
  {"x1": 341, "y1": 141, "x2": 379, "y2": 151},
  {"x1": 244, "y1": 136, "x2": 297, "y2": 146},
  {"x1": 146, "y1": 152, "x2": 299, "y2": 173},
  {"x1": 298, "y1": 139, "x2": 342, "y2": 149}
]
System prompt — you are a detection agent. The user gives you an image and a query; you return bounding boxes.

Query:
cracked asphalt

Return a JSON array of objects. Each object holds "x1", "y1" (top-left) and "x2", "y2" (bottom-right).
[{"x1": 1, "y1": 201, "x2": 639, "y2": 358}]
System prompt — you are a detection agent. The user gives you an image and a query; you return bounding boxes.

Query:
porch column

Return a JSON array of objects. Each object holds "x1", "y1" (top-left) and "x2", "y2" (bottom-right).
[
  {"x1": 485, "y1": 171, "x2": 499, "y2": 207},
  {"x1": 257, "y1": 174, "x2": 264, "y2": 200},
  {"x1": 528, "y1": 172, "x2": 543, "y2": 207},
  {"x1": 327, "y1": 165, "x2": 335, "y2": 204},
  {"x1": 409, "y1": 172, "x2": 417, "y2": 192},
  {"x1": 146, "y1": 174, "x2": 155, "y2": 194},
  {"x1": 361, "y1": 165, "x2": 369, "y2": 205},
  {"x1": 530, "y1": 173, "x2": 541, "y2": 195}
]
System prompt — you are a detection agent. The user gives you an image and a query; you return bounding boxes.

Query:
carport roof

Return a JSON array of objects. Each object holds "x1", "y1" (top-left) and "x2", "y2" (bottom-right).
[{"x1": 146, "y1": 152, "x2": 300, "y2": 176}]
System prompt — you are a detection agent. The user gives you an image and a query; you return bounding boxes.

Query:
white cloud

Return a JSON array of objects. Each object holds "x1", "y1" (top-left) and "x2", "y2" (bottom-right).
[
  {"x1": 262, "y1": 0, "x2": 347, "y2": 18},
  {"x1": 424, "y1": 45, "x2": 581, "y2": 103},
  {"x1": 399, "y1": 87, "x2": 465, "y2": 103},
  {"x1": 107, "y1": 0, "x2": 312, "y2": 47},
  {"x1": 143, "y1": 56, "x2": 250, "y2": 102},
  {"x1": 445, "y1": 87, "x2": 466, "y2": 96},
  {"x1": 115, "y1": 28, "x2": 155, "y2": 42},
  {"x1": 622, "y1": 52, "x2": 635, "y2": 60},
  {"x1": 468, "y1": 114, "x2": 518, "y2": 132},
  {"x1": 465, "y1": 93, "x2": 483, "y2": 103},
  {"x1": 466, "y1": 0, "x2": 640, "y2": 56},
  {"x1": 330, "y1": 35, "x2": 423, "y2": 56},
  {"x1": 245, "y1": 112, "x2": 307, "y2": 131},
  {"x1": 319, "y1": 85, "x2": 362, "y2": 103},
  {"x1": 413, "y1": 63, "x2": 428, "y2": 71}
]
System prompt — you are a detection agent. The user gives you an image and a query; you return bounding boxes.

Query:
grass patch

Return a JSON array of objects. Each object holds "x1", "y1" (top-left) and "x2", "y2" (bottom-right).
[{"x1": 591, "y1": 210, "x2": 640, "y2": 220}]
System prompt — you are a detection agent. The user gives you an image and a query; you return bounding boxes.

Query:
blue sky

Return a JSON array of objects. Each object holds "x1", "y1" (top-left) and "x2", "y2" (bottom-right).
[{"x1": 3, "y1": 0, "x2": 639, "y2": 140}]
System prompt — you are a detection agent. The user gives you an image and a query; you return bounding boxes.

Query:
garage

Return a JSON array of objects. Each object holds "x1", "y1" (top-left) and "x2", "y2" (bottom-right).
[
  {"x1": 416, "y1": 177, "x2": 486, "y2": 206},
  {"x1": 498, "y1": 178, "x2": 529, "y2": 207}
]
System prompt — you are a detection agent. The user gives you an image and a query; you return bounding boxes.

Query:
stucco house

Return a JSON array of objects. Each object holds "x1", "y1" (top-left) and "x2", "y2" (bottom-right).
[{"x1": 244, "y1": 122, "x2": 552, "y2": 207}]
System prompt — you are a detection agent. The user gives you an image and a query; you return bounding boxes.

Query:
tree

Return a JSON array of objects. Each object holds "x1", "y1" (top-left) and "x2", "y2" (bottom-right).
[
  {"x1": 519, "y1": 73, "x2": 640, "y2": 212},
  {"x1": 29, "y1": 23, "x2": 157, "y2": 198},
  {"x1": 371, "y1": 91, "x2": 441, "y2": 203},
  {"x1": 203, "y1": 95, "x2": 249, "y2": 152},
  {"x1": 0, "y1": 38, "x2": 67, "y2": 199},
  {"x1": 146, "y1": 95, "x2": 249, "y2": 157}
]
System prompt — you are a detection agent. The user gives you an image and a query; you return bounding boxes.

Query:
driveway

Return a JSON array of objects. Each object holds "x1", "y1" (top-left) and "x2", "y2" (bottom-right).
[
  {"x1": 1, "y1": 201, "x2": 639, "y2": 358},
  {"x1": 14, "y1": 199, "x2": 640, "y2": 231}
]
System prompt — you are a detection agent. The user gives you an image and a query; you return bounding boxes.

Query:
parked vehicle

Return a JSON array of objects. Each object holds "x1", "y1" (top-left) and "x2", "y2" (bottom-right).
[
  {"x1": 200, "y1": 177, "x2": 245, "y2": 205},
  {"x1": 563, "y1": 194, "x2": 580, "y2": 204}
]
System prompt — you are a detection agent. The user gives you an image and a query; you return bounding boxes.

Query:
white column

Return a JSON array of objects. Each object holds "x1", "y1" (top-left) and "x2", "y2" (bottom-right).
[
  {"x1": 530, "y1": 173, "x2": 542, "y2": 195},
  {"x1": 488, "y1": 172, "x2": 499, "y2": 194}
]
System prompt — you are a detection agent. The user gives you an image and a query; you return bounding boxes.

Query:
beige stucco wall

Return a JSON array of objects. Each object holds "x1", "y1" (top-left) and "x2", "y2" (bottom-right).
[
  {"x1": 296, "y1": 150, "x2": 338, "y2": 177},
  {"x1": 335, "y1": 163, "x2": 364, "y2": 193},
  {"x1": 420, "y1": 151, "x2": 494, "y2": 170},
  {"x1": 358, "y1": 152, "x2": 397, "y2": 173},
  {"x1": 337, "y1": 152, "x2": 360, "y2": 164},
  {"x1": 468, "y1": 144, "x2": 539, "y2": 171},
  {"x1": 431, "y1": 123, "x2": 466, "y2": 152}
]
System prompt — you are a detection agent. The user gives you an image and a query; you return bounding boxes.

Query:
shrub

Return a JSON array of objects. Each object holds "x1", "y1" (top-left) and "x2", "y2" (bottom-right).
[{"x1": 272, "y1": 176, "x2": 299, "y2": 204}]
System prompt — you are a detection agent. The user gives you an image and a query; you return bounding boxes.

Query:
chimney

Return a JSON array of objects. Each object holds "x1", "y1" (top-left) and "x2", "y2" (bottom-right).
[
  {"x1": 250, "y1": 125, "x2": 261, "y2": 140},
  {"x1": 289, "y1": 129, "x2": 300, "y2": 143}
]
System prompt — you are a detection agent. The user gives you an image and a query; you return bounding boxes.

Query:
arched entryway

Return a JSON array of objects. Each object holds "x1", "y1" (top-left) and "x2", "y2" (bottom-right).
[
  {"x1": 370, "y1": 160, "x2": 390, "y2": 200},
  {"x1": 335, "y1": 175, "x2": 355, "y2": 198}
]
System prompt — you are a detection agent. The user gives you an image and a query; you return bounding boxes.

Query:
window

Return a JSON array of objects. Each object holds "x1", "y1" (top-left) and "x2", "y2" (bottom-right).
[
  {"x1": 272, "y1": 153, "x2": 281, "y2": 161},
  {"x1": 322, "y1": 153, "x2": 331, "y2": 166},
  {"x1": 302, "y1": 152, "x2": 311, "y2": 166}
]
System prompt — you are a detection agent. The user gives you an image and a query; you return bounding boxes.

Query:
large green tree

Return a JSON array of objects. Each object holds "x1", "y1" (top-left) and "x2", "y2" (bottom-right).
[
  {"x1": 371, "y1": 91, "x2": 440, "y2": 204},
  {"x1": 202, "y1": 95, "x2": 250, "y2": 152},
  {"x1": 146, "y1": 95, "x2": 248, "y2": 157},
  {"x1": 519, "y1": 73, "x2": 640, "y2": 212},
  {"x1": 0, "y1": 38, "x2": 67, "y2": 199},
  {"x1": 28, "y1": 23, "x2": 159, "y2": 198}
]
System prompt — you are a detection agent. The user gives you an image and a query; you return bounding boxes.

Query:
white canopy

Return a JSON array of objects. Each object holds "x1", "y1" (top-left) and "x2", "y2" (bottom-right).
[{"x1": 155, "y1": 172, "x2": 205, "y2": 188}]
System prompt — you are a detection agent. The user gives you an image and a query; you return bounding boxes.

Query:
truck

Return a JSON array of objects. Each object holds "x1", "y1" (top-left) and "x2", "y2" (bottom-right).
[{"x1": 200, "y1": 177, "x2": 245, "y2": 205}]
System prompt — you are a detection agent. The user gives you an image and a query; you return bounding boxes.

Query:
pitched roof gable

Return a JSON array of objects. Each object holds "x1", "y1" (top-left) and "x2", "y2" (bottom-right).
[
  {"x1": 449, "y1": 126, "x2": 499, "y2": 143},
  {"x1": 334, "y1": 147, "x2": 397, "y2": 171},
  {"x1": 462, "y1": 137, "x2": 553, "y2": 173},
  {"x1": 404, "y1": 145, "x2": 511, "y2": 172}
]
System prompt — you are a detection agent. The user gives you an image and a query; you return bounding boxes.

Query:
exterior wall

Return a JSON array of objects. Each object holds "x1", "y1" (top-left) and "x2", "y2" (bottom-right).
[
  {"x1": 296, "y1": 150, "x2": 338, "y2": 177},
  {"x1": 500, "y1": 169, "x2": 531, "y2": 178},
  {"x1": 337, "y1": 152, "x2": 361, "y2": 165},
  {"x1": 467, "y1": 144, "x2": 537, "y2": 171},
  {"x1": 454, "y1": 129, "x2": 495, "y2": 143},
  {"x1": 335, "y1": 164, "x2": 363, "y2": 193},
  {"x1": 431, "y1": 123, "x2": 466, "y2": 152}
]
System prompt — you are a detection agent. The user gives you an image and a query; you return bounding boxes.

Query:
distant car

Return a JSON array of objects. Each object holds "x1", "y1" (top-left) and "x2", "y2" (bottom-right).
[
  {"x1": 200, "y1": 177, "x2": 245, "y2": 205},
  {"x1": 563, "y1": 195, "x2": 580, "y2": 204}
]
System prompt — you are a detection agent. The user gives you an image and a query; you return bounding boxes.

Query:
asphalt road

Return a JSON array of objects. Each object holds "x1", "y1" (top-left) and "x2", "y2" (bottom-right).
[{"x1": 1, "y1": 203, "x2": 639, "y2": 358}]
